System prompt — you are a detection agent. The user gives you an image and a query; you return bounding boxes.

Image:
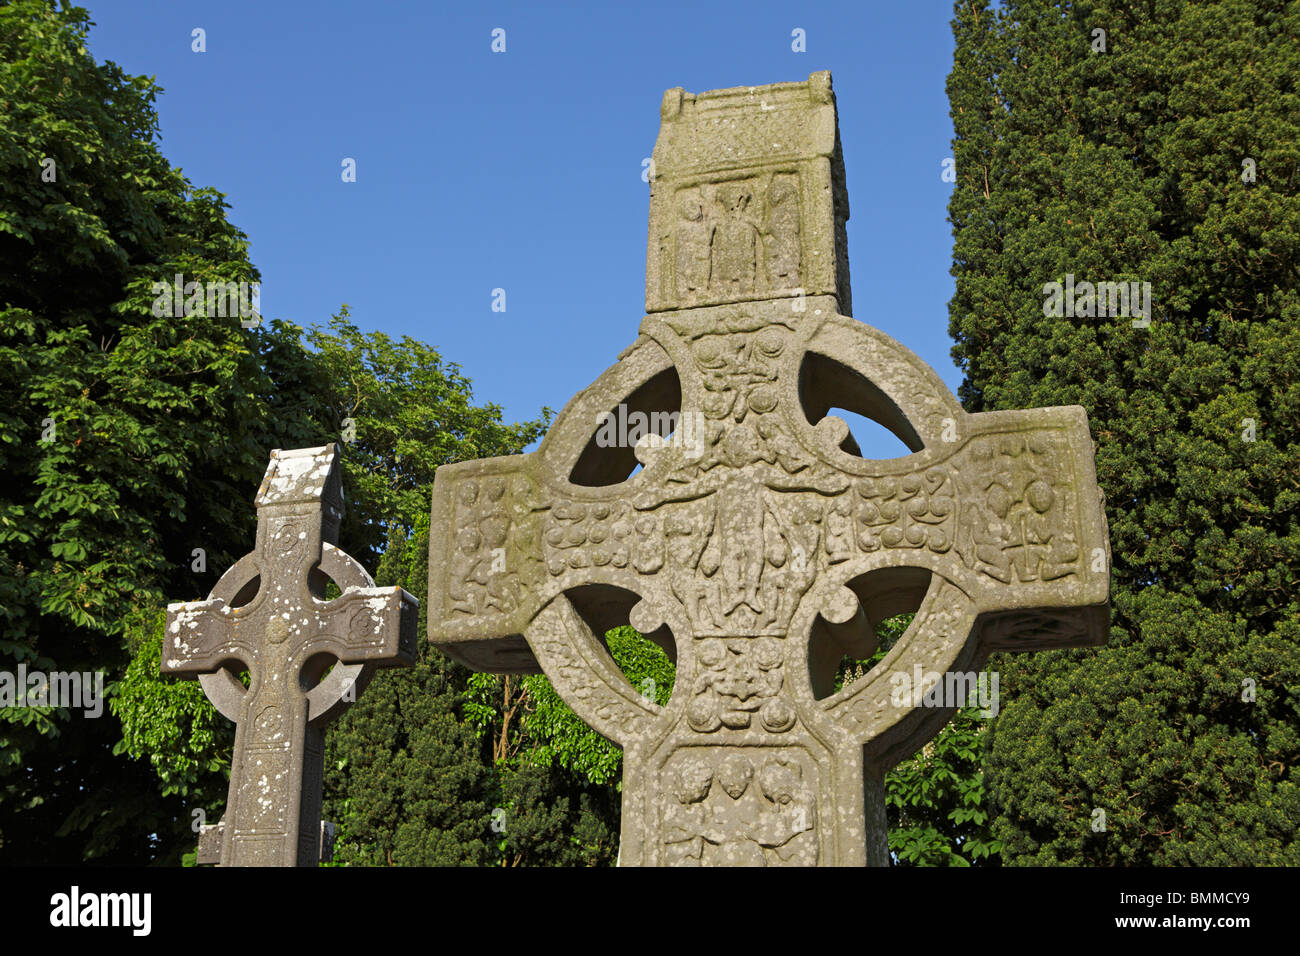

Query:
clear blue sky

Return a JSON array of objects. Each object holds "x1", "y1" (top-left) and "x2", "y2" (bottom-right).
[{"x1": 83, "y1": 1, "x2": 961, "y2": 458}]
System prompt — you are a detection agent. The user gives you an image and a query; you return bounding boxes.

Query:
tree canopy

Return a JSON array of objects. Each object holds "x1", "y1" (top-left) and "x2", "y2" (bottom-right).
[
  {"x1": 2, "y1": 0, "x2": 289, "y2": 860},
  {"x1": 0, "y1": 0, "x2": 553, "y2": 863},
  {"x1": 947, "y1": 0, "x2": 1299, "y2": 864}
]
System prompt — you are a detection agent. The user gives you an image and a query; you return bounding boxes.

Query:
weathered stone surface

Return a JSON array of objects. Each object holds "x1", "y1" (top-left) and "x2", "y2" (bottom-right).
[
  {"x1": 427, "y1": 72, "x2": 1110, "y2": 866},
  {"x1": 195, "y1": 819, "x2": 337, "y2": 866},
  {"x1": 646, "y1": 72, "x2": 851, "y2": 315},
  {"x1": 164, "y1": 444, "x2": 418, "y2": 866}
]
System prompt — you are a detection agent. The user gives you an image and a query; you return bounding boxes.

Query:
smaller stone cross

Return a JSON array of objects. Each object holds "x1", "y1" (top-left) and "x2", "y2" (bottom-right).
[{"x1": 163, "y1": 444, "x2": 418, "y2": 866}]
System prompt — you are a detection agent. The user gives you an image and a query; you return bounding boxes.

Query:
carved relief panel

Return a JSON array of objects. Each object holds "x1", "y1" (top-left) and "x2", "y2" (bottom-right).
[
  {"x1": 662, "y1": 172, "x2": 805, "y2": 308},
  {"x1": 659, "y1": 746, "x2": 820, "y2": 866}
]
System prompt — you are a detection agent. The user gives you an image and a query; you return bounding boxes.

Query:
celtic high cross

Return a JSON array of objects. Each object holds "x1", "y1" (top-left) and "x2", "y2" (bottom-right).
[
  {"x1": 427, "y1": 72, "x2": 1109, "y2": 865},
  {"x1": 164, "y1": 444, "x2": 418, "y2": 866}
]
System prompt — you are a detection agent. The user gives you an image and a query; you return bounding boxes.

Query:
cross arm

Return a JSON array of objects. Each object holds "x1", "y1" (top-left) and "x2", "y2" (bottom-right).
[
  {"x1": 955, "y1": 405, "x2": 1110, "y2": 653},
  {"x1": 310, "y1": 584, "x2": 420, "y2": 666},
  {"x1": 162, "y1": 596, "x2": 254, "y2": 676},
  {"x1": 427, "y1": 454, "x2": 549, "y2": 673}
]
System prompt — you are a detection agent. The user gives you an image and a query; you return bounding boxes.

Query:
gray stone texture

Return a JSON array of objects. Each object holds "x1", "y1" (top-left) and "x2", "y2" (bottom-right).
[
  {"x1": 164, "y1": 444, "x2": 418, "y2": 866},
  {"x1": 428, "y1": 71, "x2": 1111, "y2": 866}
]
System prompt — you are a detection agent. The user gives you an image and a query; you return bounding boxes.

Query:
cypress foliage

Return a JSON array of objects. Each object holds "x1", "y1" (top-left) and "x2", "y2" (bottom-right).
[{"x1": 947, "y1": 0, "x2": 1299, "y2": 863}]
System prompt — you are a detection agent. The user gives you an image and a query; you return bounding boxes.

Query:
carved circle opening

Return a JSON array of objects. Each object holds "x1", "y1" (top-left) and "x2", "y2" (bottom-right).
[
  {"x1": 563, "y1": 584, "x2": 678, "y2": 704},
  {"x1": 807, "y1": 566, "x2": 933, "y2": 701},
  {"x1": 569, "y1": 366, "x2": 683, "y2": 487},
  {"x1": 798, "y1": 351, "x2": 924, "y2": 459}
]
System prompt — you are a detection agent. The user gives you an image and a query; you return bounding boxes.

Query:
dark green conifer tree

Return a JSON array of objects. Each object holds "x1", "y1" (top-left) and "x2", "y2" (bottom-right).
[{"x1": 947, "y1": 0, "x2": 1299, "y2": 864}]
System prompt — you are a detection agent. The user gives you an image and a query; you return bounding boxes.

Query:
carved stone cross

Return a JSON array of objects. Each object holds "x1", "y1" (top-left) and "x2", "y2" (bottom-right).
[
  {"x1": 427, "y1": 73, "x2": 1110, "y2": 865},
  {"x1": 164, "y1": 444, "x2": 418, "y2": 866}
]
